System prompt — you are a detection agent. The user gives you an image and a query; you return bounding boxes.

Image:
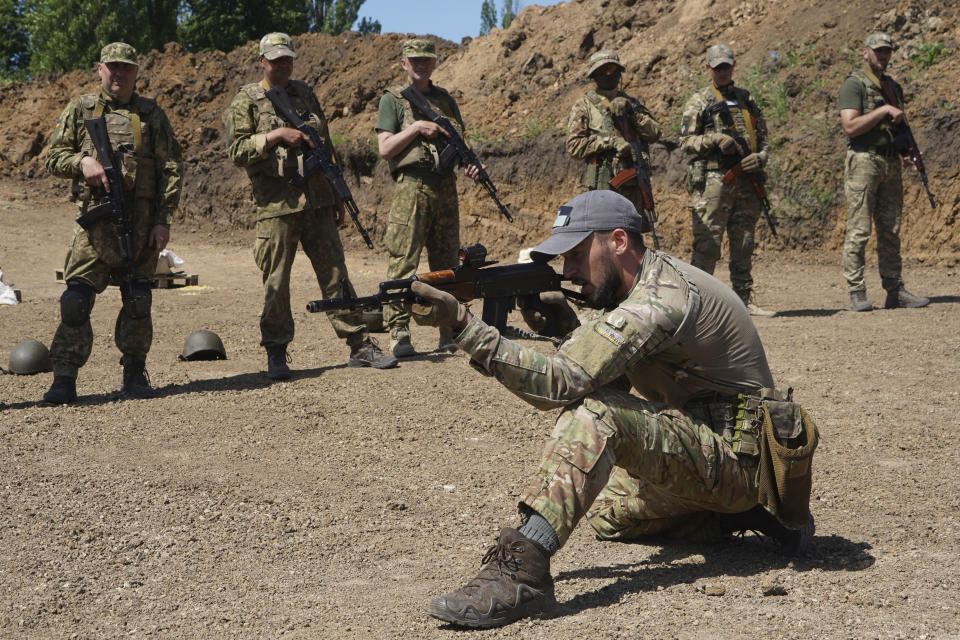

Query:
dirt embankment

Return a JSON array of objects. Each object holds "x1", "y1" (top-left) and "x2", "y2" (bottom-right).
[{"x1": 0, "y1": 0, "x2": 957, "y2": 262}]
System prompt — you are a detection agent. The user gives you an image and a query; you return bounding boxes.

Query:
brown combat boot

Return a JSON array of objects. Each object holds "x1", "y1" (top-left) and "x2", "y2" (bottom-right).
[{"x1": 429, "y1": 527, "x2": 555, "y2": 628}]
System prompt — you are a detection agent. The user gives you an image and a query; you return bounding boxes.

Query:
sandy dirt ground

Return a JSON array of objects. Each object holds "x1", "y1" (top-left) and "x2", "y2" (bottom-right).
[{"x1": 1, "y1": 190, "x2": 959, "y2": 639}]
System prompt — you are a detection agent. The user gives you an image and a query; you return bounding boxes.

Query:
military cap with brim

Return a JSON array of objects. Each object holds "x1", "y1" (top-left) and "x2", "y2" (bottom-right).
[
  {"x1": 864, "y1": 32, "x2": 894, "y2": 49},
  {"x1": 587, "y1": 50, "x2": 625, "y2": 77},
  {"x1": 706, "y1": 43, "x2": 735, "y2": 68},
  {"x1": 530, "y1": 191, "x2": 647, "y2": 261},
  {"x1": 259, "y1": 32, "x2": 296, "y2": 60},
  {"x1": 100, "y1": 42, "x2": 138, "y2": 66},
  {"x1": 402, "y1": 38, "x2": 436, "y2": 58}
]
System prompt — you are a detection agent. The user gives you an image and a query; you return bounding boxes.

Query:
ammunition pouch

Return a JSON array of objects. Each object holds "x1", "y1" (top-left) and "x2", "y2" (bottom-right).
[
  {"x1": 60, "y1": 281, "x2": 94, "y2": 327},
  {"x1": 584, "y1": 154, "x2": 614, "y2": 190},
  {"x1": 121, "y1": 277, "x2": 152, "y2": 320},
  {"x1": 756, "y1": 395, "x2": 819, "y2": 529},
  {"x1": 685, "y1": 160, "x2": 706, "y2": 193}
]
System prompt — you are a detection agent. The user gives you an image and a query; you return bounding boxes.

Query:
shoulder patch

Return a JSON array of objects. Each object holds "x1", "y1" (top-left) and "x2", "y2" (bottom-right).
[
  {"x1": 604, "y1": 311, "x2": 628, "y2": 329},
  {"x1": 594, "y1": 322, "x2": 625, "y2": 346}
]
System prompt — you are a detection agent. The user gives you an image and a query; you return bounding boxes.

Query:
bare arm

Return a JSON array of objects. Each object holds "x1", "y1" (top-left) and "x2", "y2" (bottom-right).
[
  {"x1": 377, "y1": 121, "x2": 446, "y2": 160},
  {"x1": 840, "y1": 105, "x2": 903, "y2": 138}
]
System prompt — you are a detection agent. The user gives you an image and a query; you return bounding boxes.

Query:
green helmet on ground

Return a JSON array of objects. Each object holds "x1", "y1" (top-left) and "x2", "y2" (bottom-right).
[
  {"x1": 179, "y1": 330, "x2": 227, "y2": 361},
  {"x1": 7, "y1": 339, "x2": 52, "y2": 375}
]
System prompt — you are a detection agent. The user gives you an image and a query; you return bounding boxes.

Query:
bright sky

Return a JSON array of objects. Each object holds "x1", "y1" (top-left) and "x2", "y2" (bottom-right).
[{"x1": 356, "y1": 0, "x2": 567, "y2": 43}]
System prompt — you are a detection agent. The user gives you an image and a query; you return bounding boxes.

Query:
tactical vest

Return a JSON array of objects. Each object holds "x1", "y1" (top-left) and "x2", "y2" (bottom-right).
[
  {"x1": 77, "y1": 93, "x2": 157, "y2": 200},
  {"x1": 240, "y1": 80, "x2": 327, "y2": 179},
  {"x1": 846, "y1": 69, "x2": 900, "y2": 150},
  {"x1": 385, "y1": 84, "x2": 462, "y2": 176},
  {"x1": 699, "y1": 86, "x2": 760, "y2": 170},
  {"x1": 580, "y1": 92, "x2": 650, "y2": 190}
]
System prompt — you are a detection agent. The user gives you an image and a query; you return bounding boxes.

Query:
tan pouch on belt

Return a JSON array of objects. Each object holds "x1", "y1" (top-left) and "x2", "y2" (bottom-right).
[{"x1": 756, "y1": 399, "x2": 819, "y2": 529}]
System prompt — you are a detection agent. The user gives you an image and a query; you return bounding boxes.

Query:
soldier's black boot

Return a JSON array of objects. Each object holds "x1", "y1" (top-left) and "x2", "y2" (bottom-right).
[
  {"x1": 884, "y1": 288, "x2": 929, "y2": 309},
  {"x1": 849, "y1": 290, "x2": 872, "y2": 312},
  {"x1": 121, "y1": 358, "x2": 155, "y2": 399},
  {"x1": 42, "y1": 375, "x2": 78, "y2": 405},
  {"x1": 429, "y1": 527, "x2": 555, "y2": 629},
  {"x1": 266, "y1": 346, "x2": 291, "y2": 381}
]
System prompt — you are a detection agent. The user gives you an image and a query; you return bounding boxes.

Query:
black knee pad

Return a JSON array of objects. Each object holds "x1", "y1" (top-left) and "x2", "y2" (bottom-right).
[
  {"x1": 60, "y1": 281, "x2": 93, "y2": 327},
  {"x1": 121, "y1": 277, "x2": 152, "y2": 319}
]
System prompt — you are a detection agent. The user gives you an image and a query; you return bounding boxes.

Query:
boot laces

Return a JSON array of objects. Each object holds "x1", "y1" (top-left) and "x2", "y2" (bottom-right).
[{"x1": 479, "y1": 541, "x2": 523, "y2": 580}]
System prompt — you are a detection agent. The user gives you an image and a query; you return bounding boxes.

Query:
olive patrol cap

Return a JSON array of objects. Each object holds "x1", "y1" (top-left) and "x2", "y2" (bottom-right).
[
  {"x1": 587, "y1": 50, "x2": 625, "y2": 77},
  {"x1": 864, "y1": 32, "x2": 894, "y2": 49},
  {"x1": 530, "y1": 191, "x2": 647, "y2": 260},
  {"x1": 402, "y1": 38, "x2": 436, "y2": 58},
  {"x1": 706, "y1": 43, "x2": 735, "y2": 68},
  {"x1": 259, "y1": 32, "x2": 296, "y2": 60},
  {"x1": 100, "y1": 42, "x2": 138, "y2": 66}
]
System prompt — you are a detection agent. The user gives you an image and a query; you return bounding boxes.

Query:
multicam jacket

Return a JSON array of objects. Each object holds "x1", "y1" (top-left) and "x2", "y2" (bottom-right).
[
  {"x1": 455, "y1": 250, "x2": 774, "y2": 410},
  {"x1": 225, "y1": 79, "x2": 338, "y2": 219},
  {"x1": 679, "y1": 83, "x2": 768, "y2": 171}
]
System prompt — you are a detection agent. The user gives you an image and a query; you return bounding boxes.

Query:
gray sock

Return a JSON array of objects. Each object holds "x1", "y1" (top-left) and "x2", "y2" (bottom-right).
[{"x1": 518, "y1": 512, "x2": 559, "y2": 555}]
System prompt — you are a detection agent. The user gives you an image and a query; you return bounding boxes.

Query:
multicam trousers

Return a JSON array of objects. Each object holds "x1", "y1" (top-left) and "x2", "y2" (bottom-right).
[
  {"x1": 689, "y1": 171, "x2": 762, "y2": 298},
  {"x1": 520, "y1": 388, "x2": 760, "y2": 548},
  {"x1": 842, "y1": 150, "x2": 904, "y2": 293},
  {"x1": 382, "y1": 171, "x2": 460, "y2": 337},
  {"x1": 254, "y1": 207, "x2": 365, "y2": 349},
  {"x1": 50, "y1": 224, "x2": 158, "y2": 378}
]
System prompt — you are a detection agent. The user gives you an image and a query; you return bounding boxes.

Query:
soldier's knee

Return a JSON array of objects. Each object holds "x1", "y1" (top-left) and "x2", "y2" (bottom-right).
[
  {"x1": 60, "y1": 280, "x2": 94, "y2": 327},
  {"x1": 122, "y1": 277, "x2": 152, "y2": 319}
]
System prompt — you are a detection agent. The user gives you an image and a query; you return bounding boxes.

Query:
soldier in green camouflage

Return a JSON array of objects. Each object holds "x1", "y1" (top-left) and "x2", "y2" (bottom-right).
[
  {"x1": 41, "y1": 42, "x2": 183, "y2": 404},
  {"x1": 225, "y1": 32, "x2": 397, "y2": 380},
  {"x1": 839, "y1": 32, "x2": 928, "y2": 312},
  {"x1": 679, "y1": 44, "x2": 775, "y2": 317},
  {"x1": 375, "y1": 38, "x2": 482, "y2": 358},
  {"x1": 407, "y1": 191, "x2": 814, "y2": 628},
  {"x1": 566, "y1": 50, "x2": 661, "y2": 237}
]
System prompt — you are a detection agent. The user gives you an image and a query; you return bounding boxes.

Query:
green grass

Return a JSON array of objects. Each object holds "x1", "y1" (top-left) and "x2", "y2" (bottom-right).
[
  {"x1": 521, "y1": 116, "x2": 554, "y2": 140},
  {"x1": 912, "y1": 41, "x2": 951, "y2": 69},
  {"x1": 741, "y1": 64, "x2": 790, "y2": 124}
]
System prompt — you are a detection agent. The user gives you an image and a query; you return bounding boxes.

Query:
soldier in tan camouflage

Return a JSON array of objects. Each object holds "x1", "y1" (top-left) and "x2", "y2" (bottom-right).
[
  {"x1": 839, "y1": 32, "x2": 928, "y2": 312},
  {"x1": 679, "y1": 44, "x2": 775, "y2": 317},
  {"x1": 566, "y1": 50, "x2": 661, "y2": 239},
  {"x1": 41, "y1": 42, "x2": 183, "y2": 404},
  {"x1": 407, "y1": 190, "x2": 815, "y2": 628},
  {"x1": 375, "y1": 38, "x2": 481, "y2": 358},
  {"x1": 225, "y1": 32, "x2": 396, "y2": 379}
]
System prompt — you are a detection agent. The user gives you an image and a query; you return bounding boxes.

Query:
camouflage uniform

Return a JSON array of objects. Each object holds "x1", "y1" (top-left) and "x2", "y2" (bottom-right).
[
  {"x1": 680, "y1": 84, "x2": 769, "y2": 301},
  {"x1": 566, "y1": 90, "x2": 661, "y2": 218},
  {"x1": 225, "y1": 79, "x2": 366, "y2": 349},
  {"x1": 376, "y1": 83, "x2": 465, "y2": 339},
  {"x1": 44, "y1": 87, "x2": 183, "y2": 378},
  {"x1": 839, "y1": 68, "x2": 905, "y2": 293},
  {"x1": 455, "y1": 250, "x2": 774, "y2": 546}
]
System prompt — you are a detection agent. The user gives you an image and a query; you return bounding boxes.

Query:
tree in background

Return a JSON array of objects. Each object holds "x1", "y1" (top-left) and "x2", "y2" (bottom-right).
[
  {"x1": 0, "y1": 0, "x2": 31, "y2": 78},
  {"x1": 356, "y1": 15, "x2": 381, "y2": 36},
  {"x1": 310, "y1": 0, "x2": 367, "y2": 35},
  {"x1": 178, "y1": 0, "x2": 309, "y2": 54},
  {"x1": 479, "y1": 0, "x2": 496, "y2": 36},
  {"x1": 501, "y1": 0, "x2": 517, "y2": 29}
]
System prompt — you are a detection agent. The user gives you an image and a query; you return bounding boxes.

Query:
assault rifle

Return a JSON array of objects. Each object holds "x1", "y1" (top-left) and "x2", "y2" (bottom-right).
[
  {"x1": 704, "y1": 99, "x2": 779, "y2": 240},
  {"x1": 76, "y1": 116, "x2": 149, "y2": 317},
  {"x1": 608, "y1": 112, "x2": 660, "y2": 249},
  {"x1": 876, "y1": 80, "x2": 936, "y2": 209},
  {"x1": 265, "y1": 86, "x2": 374, "y2": 248},
  {"x1": 306, "y1": 244, "x2": 584, "y2": 338},
  {"x1": 400, "y1": 85, "x2": 514, "y2": 223}
]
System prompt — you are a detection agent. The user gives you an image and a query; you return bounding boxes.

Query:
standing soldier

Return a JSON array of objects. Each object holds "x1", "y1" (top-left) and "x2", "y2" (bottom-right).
[
  {"x1": 679, "y1": 43, "x2": 775, "y2": 317},
  {"x1": 42, "y1": 42, "x2": 183, "y2": 404},
  {"x1": 566, "y1": 50, "x2": 662, "y2": 243},
  {"x1": 225, "y1": 32, "x2": 397, "y2": 380},
  {"x1": 839, "y1": 32, "x2": 929, "y2": 312},
  {"x1": 375, "y1": 38, "x2": 481, "y2": 358}
]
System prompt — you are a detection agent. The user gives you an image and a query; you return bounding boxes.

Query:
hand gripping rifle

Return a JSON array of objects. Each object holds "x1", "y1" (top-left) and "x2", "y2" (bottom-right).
[
  {"x1": 306, "y1": 244, "x2": 584, "y2": 339},
  {"x1": 265, "y1": 86, "x2": 374, "y2": 248},
  {"x1": 400, "y1": 85, "x2": 514, "y2": 223},
  {"x1": 704, "y1": 100, "x2": 779, "y2": 240},
  {"x1": 76, "y1": 116, "x2": 150, "y2": 318},
  {"x1": 877, "y1": 80, "x2": 936, "y2": 209},
  {"x1": 608, "y1": 113, "x2": 660, "y2": 249}
]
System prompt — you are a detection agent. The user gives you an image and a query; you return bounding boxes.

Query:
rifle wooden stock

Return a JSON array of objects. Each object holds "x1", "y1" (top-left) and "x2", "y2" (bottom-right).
[{"x1": 722, "y1": 165, "x2": 778, "y2": 240}]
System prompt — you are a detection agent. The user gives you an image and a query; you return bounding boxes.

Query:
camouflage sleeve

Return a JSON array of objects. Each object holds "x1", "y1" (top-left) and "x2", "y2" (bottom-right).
[
  {"x1": 679, "y1": 92, "x2": 717, "y2": 157},
  {"x1": 149, "y1": 107, "x2": 183, "y2": 226},
  {"x1": 565, "y1": 98, "x2": 612, "y2": 159},
  {"x1": 630, "y1": 100, "x2": 662, "y2": 144},
  {"x1": 455, "y1": 291, "x2": 684, "y2": 410},
  {"x1": 225, "y1": 90, "x2": 268, "y2": 167},
  {"x1": 746, "y1": 92, "x2": 769, "y2": 155},
  {"x1": 44, "y1": 99, "x2": 86, "y2": 178}
]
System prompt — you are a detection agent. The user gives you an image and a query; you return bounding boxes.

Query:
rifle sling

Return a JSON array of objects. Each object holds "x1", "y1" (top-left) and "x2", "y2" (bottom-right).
[
  {"x1": 710, "y1": 85, "x2": 757, "y2": 154},
  {"x1": 91, "y1": 97, "x2": 142, "y2": 192}
]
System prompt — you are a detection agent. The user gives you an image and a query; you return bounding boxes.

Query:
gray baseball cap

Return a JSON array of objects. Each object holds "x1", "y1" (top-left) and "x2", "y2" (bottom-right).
[
  {"x1": 259, "y1": 32, "x2": 296, "y2": 60},
  {"x1": 864, "y1": 32, "x2": 894, "y2": 49},
  {"x1": 706, "y1": 43, "x2": 735, "y2": 68},
  {"x1": 530, "y1": 191, "x2": 648, "y2": 261}
]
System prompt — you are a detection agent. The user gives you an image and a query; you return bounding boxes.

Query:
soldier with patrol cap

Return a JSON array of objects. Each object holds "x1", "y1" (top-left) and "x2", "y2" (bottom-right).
[
  {"x1": 679, "y1": 43, "x2": 775, "y2": 317},
  {"x1": 375, "y1": 38, "x2": 481, "y2": 358},
  {"x1": 406, "y1": 190, "x2": 816, "y2": 628},
  {"x1": 566, "y1": 50, "x2": 662, "y2": 237},
  {"x1": 42, "y1": 42, "x2": 183, "y2": 404},
  {"x1": 225, "y1": 32, "x2": 397, "y2": 380},
  {"x1": 839, "y1": 31, "x2": 929, "y2": 312}
]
